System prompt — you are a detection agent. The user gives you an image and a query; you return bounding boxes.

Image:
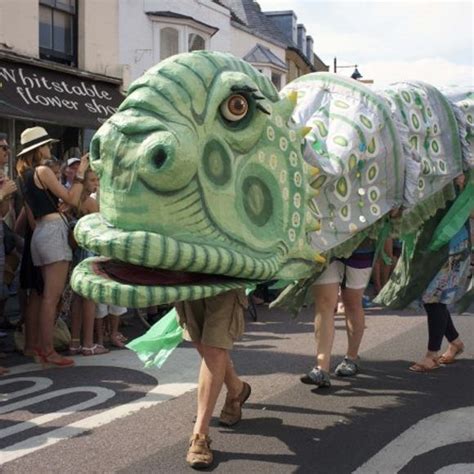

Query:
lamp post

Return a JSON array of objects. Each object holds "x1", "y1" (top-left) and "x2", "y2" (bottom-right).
[{"x1": 333, "y1": 57, "x2": 363, "y2": 80}]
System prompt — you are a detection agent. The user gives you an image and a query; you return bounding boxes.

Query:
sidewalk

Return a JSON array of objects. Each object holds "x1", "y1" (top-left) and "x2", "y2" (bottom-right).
[{"x1": 0, "y1": 292, "x2": 152, "y2": 369}]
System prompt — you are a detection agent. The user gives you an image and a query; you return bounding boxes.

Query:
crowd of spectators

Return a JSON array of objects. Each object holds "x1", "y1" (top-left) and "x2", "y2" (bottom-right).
[{"x1": 0, "y1": 127, "x2": 134, "y2": 372}]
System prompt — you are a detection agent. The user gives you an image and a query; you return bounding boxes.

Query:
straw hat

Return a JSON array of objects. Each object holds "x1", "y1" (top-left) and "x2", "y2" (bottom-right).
[{"x1": 17, "y1": 127, "x2": 59, "y2": 157}]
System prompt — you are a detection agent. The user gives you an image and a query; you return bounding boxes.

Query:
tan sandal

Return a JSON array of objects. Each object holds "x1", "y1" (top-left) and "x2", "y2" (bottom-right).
[
  {"x1": 409, "y1": 358, "x2": 440, "y2": 372},
  {"x1": 186, "y1": 433, "x2": 212, "y2": 469},
  {"x1": 439, "y1": 342, "x2": 464, "y2": 364},
  {"x1": 219, "y1": 381, "x2": 251, "y2": 426}
]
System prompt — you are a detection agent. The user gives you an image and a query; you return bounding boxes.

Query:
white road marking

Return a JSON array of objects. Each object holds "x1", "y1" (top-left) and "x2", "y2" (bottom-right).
[
  {"x1": 0, "y1": 386, "x2": 115, "y2": 439},
  {"x1": 436, "y1": 464, "x2": 474, "y2": 473},
  {"x1": 0, "y1": 377, "x2": 53, "y2": 401},
  {"x1": 0, "y1": 347, "x2": 200, "y2": 466},
  {"x1": 354, "y1": 406, "x2": 474, "y2": 473},
  {"x1": 0, "y1": 386, "x2": 112, "y2": 415},
  {"x1": 0, "y1": 382, "x2": 197, "y2": 465}
]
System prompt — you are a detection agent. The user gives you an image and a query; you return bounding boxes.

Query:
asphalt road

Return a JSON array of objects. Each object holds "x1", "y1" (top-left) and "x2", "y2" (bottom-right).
[{"x1": 0, "y1": 303, "x2": 473, "y2": 473}]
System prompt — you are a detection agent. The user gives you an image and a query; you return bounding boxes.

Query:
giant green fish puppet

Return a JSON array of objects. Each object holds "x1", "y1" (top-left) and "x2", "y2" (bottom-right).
[{"x1": 71, "y1": 51, "x2": 473, "y2": 310}]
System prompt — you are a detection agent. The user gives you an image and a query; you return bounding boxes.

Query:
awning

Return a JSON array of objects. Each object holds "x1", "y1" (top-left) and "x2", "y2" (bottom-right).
[{"x1": 0, "y1": 58, "x2": 124, "y2": 129}]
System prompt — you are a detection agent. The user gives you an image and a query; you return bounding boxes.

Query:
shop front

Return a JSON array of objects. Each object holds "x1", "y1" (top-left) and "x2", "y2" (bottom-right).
[{"x1": 0, "y1": 53, "x2": 124, "y2": 173}]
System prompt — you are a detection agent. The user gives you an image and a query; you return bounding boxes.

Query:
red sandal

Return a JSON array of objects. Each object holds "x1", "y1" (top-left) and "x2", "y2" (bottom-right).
[{"x1": 40, "y1": 351, "x2": 75, "y2": 368}]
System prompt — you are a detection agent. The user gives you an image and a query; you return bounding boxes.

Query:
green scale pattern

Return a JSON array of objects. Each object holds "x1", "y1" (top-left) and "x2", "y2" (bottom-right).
[{"x1": 71, "y1": 52, "x2": 472, "y2": 308}]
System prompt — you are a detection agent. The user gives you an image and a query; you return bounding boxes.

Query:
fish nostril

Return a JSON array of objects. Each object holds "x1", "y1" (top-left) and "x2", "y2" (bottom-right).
[{"x1": 153, "y1": 148, "x2": 168, "y2": 169}]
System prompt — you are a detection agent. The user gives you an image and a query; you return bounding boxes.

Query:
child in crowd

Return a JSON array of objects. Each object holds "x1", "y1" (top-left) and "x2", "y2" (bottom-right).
[
  {"x1": 68, "y1": 168, "x2": 109, "y2": 356},
  {"x1": 88, "y1": 175, "x2": 129, "y2": 349}
]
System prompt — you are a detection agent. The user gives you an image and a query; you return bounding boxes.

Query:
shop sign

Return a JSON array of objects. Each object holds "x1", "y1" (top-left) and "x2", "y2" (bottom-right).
[{"x1": 0, "y1": 59, "x2": 124, "y2": 128}]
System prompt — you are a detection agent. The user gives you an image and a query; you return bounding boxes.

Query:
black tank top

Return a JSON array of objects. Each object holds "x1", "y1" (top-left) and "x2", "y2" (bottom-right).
[{"x1": 21, "y1": 168, "x2": 59, "y2": 219}]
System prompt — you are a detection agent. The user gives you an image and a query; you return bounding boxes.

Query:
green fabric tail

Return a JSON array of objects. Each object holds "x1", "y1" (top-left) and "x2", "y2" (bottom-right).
[
  {"x1": 429, "y1": 170, "x2": 474, "y2": 251},
  {"x1": 374, "y1": 218, "x2": 393, "y2": 265},
  {"x1": 126, "y1": 308, "x2": 184, "y2": 369},
  {"x1": 374, "y1": 205, "x2": 451, "y2": 309}
]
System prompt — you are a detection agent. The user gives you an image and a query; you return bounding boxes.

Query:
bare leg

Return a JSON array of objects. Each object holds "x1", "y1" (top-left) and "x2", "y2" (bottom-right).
[
  {"x1": 193, "y1": 343, "x2": 228, "y2": 435},
  {"x1": 441, "y1": 337, "x2": 464, "y2": 359},
  {"x1": 414, "y1": 351, "x2": 440, "y2": 368},
  {"x1": 81, "y1": 298, "x2": 96, "y2": 348},
  {"x1": 195, "y1": 342, "x2": 243, "y2": 398},
  {"x1": 95, "y1": 318, "x2": 104, "y2": 346},
  {"x1": 341, "y1": 287, "x2": 365, "y2": 360},
  {"x1": 39, "y1": 261, "x2": 69, "y2": 356},
  {"x1": 314, "y1": 283, "x2": 339, "y2": 372},
  {"x1": 110, "y1": 314, "x2": 125, "y2": 347}
]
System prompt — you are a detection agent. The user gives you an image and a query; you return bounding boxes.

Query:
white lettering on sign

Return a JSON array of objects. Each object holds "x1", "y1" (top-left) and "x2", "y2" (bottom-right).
[{"x1": 0, "y1": 65, "x2": 119, "y2": 119}]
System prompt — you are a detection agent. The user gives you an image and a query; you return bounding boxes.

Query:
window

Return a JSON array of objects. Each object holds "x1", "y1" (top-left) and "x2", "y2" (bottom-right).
[
  {"x1": 159, "y1": 28, "x2": 207, "y2": 60},
  {"x1": 188, "y1": 33, "x2": 205, "y2": 52},
  {"x1": 271, "y1": 72, "x2": 282, "y2": 90},
  {"x1": 160, "y1": 27, "x2": 179, "y2": 61},
  {"x1": 39, "y1": 0, "x2": 77, "y2": 66},
  {"x1": 151, "y1": 17, "x2": 214, "y2": 63}
]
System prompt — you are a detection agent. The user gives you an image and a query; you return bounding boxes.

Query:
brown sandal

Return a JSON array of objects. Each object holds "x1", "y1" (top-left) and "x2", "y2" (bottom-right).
[
  {"x1": 219, "y1": 381, "x2": 251, "y2": 426},
  {"x1": 186, "y1": 433, "x2": 213, "y2": 469},
  {"x1": 409, "y1": 358, "x2": 440, "y2": 372},
  {"x1": 438, "y1": 342, "x2": 464, "y2": 364}
]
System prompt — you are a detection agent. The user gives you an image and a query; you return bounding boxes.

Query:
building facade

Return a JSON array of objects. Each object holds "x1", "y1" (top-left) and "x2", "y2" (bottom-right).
[
  {"x1": 0, "y1": 0, "x2": 329, "y2": 171},
  {"x1": 118, "y1": 0, "x2": 288, "y2": 89},
  {"x1": 0, "y1": 0, "x2": 124, "y2": 168},
  {"x1": 118, "y1": 0, "x2": 328, "y2": 90}
]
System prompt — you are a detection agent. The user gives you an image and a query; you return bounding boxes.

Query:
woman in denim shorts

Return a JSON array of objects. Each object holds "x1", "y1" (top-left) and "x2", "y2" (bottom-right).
[{"x1": 17, "y1": 126, "x2": 89, "y2": 368}]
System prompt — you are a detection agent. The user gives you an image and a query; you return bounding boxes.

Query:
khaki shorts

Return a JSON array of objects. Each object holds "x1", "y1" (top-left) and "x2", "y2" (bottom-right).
[{"x1": 175, "y1": 289, "x2": 248, "y2": 350}]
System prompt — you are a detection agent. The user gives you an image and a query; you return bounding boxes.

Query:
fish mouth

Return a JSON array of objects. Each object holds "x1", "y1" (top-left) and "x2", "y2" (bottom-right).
[
  {"x1": 71, "y1": 257, "x2": 253, "y2": 308},
  {"x1": 70, "y1": 213, "x2": 280, "y2": 307},
  {"x1": 74, "y1": 213, "x2": 284, "y2": 280}
]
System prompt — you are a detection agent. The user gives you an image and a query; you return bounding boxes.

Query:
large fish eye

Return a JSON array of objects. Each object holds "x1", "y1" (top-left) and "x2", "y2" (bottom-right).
[{"x1": 220, "y1": 94, "x2": 249, "y2": 122}]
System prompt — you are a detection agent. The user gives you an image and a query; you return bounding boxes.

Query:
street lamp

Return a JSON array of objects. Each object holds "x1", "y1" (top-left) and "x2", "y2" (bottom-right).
[
  {"x1": 333, "y1": 57, "x2": 363, "y2": 80},
  {"x1": 351, "y1": 67, "x2": 362, "y2": 80}
]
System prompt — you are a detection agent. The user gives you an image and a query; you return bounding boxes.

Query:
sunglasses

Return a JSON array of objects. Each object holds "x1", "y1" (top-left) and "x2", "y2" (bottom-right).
[{"x1": 0, "y1": 145, "x2": 10, "y2": 152}]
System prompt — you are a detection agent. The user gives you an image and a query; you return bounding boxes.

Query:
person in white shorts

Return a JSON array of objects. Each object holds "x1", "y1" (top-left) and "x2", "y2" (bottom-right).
[
  {"x1": 301, "y1": 240, "x2": 375, "y2": 388},
  {"x1": 96, "y1": 304, "x2": 128, "y2": 348}
]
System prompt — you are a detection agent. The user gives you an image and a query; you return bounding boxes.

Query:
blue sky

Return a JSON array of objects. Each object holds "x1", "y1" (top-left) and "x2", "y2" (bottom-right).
[{"x1": 256, "y1": 0, "x2": 474, "y2": 87}]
